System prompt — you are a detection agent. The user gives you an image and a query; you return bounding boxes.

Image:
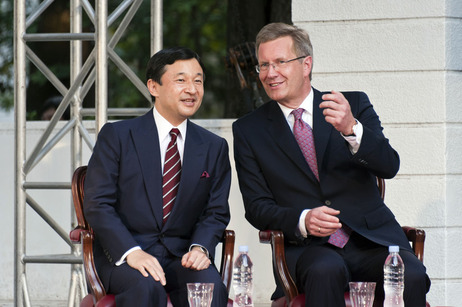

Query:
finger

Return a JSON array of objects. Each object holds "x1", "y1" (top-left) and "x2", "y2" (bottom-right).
[
  {"x1": 312, "y1": 207, "x2": 340, "y2": 220},
  {"x1": 138, "y1": 266, "x2": 149, "y2": 278},
  {"x1": 317, "y1": 226, "x2": 339, "y2": 236},
  {"x1": 193, "y1": 256, "x2": 211, "y2": 271},
  {"x1": 146, "y1": 259, "x2": 166, "y2": 285},
  {"x1": 322, "y1": 90, "x2": 344, "y2": 103},
  {"x1": 319, "y1": 206, "x2": 341, "y2": 215},
  {"x1": 182, "y1": 251, "x2": 201, "y2": 269},
  {"x1": 147, "y1": 267, "x2": 166, "y2": 286},
  {"x1": 181, "y1": 253, "x2": 190, "y2": 267},
  {"x1": 319, "y1": 100, "x2": 339, "y2": 110},
  {"x1": 197, "y1": 258, "x2": 211, "y2": 270}
]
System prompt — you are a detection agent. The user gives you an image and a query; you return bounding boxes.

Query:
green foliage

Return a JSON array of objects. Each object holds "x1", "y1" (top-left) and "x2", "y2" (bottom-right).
[
  {"x1": 106, "y1": 0, "x2": 228, "y2": 118},
  {"x1": 0, "y1": 0, "x2": 14, "y2": 110},
  {"x1": 2, "y1": 0, "x2": 228, "y2": 118}
]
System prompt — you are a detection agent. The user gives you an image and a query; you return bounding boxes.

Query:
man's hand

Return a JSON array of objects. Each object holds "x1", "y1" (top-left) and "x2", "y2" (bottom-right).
[
  {"x1": 305, "y1": 206, "x2": 342, "y2": 237},
  {"x1": 320, "y1": 90, "x2": 356, "y2": 135},
  {"x1": 181, "y1": 247, "x2": 211, "y2": 271},
  {"x1": 126, "y1": 249, "x2": 166, "y2": 285}
]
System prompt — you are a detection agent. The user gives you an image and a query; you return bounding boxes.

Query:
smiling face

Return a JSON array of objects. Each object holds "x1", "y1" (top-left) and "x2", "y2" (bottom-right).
[
  {"x1": 257, "y1": 36, "x2": 312, "y2": 109},
  {"x1": 147, "y1": 59, "x2": 204, "y2": 126}
]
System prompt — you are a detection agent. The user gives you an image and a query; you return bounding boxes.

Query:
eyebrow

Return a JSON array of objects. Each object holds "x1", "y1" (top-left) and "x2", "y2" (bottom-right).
[
  {"x1": 260, "y1": 57, "x2": 287, "y2": 63},
  {"x1": 174, "y1": 72, "x2": 204, "y2": 78}
]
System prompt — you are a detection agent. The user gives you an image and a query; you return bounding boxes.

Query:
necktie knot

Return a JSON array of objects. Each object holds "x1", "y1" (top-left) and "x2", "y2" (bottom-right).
[
  {"x1": 170, "y1": 128, "x2": 180, "y2": 141},
  {"x1": 292, "y1": 108, "x2": 305, "y2": 121}
]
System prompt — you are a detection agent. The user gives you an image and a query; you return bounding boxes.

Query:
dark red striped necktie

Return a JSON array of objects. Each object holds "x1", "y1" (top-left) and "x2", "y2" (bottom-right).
[{"x1": 162, "y1": 128, "x2": 181, "y2": 224}]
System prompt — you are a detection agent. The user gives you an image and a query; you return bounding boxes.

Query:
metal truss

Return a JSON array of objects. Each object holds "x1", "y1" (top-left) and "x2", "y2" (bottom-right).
[{"x1": 14, "y1": 0, "x2": 162, "y2": 306}]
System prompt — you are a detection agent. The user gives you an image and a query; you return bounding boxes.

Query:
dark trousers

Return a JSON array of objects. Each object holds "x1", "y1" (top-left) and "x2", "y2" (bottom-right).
[
  {"x1": 106, "y1": 244, "x2": 228, "y2": 307},
  {"x1": 295, "y1": 232, "x2": 430, "y2": 307}
]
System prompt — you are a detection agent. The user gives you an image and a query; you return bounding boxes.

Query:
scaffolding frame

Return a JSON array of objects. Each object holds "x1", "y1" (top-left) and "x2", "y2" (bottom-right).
[{"x1": 14, "y1": 0, "x2": 162, "y2": 305}]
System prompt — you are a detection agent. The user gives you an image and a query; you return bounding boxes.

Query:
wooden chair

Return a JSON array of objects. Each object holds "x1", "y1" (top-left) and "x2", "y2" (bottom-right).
[
  {"x1": 258, "y1": 178, "x2": 429, "y2": 307},
  {"x1": 70, "y1": 165, "x2": 235, "y2": 307}
]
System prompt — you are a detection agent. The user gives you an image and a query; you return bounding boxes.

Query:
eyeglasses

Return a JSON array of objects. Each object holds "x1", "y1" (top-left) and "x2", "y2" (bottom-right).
[{"x1": 255, "y1": 56, "x2": 307, "y2": 73}]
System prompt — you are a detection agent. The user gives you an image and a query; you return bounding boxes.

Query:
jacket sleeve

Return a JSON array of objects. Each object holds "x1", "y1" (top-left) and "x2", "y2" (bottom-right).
[
  {"x1": 348, "y1": 91, "x2": 400, "y2": 179},
  {"x1": 83, "y1": 123, "x2": 139, "y2": 262}
]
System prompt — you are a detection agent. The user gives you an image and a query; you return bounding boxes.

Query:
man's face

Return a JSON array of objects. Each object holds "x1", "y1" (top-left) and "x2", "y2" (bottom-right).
[
  {"x1": 257, "y1": 36, "x2": 312, "y2": 108},
  {"x1": 147, "y1": 59, "x2": 204, "y2": 126}
]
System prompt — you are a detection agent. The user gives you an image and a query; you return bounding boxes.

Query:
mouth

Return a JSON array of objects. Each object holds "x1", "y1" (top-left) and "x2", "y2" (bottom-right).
[
  {"x1": 268, "y1": 81, "x2": 283, "y2": 88},
  {"x1": 181, "y1": 98, "x2": 196, "y2": 105}
]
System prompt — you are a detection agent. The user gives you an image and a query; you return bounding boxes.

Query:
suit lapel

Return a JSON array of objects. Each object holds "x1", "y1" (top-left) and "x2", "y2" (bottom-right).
[
  {"x1": 267, "y1": 101, "x2": 318, "y2": 182},
  {"x1": 312, "y1": 88, "x2": 333, "y2": 174},
  {"x1": 130, "y1": 110, "x2": 164, "y2": 228}
]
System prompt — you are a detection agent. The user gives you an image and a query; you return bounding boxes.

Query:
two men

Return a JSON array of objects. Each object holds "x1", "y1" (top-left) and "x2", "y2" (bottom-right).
[
  {"x1": 84, "y1": 23, "x2": 430, "y2": 307},
  {"x1": 83, "y1": 47, "x2": 231, "y2": 306},
  {"x1": 233, "y1": 22, "x2": 430, "y2": 306}
]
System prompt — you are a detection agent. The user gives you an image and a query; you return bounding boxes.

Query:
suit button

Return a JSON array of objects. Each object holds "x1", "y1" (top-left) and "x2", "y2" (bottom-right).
[{"x1": 325, "y1": 200, "x2": 332, "y2": 206}]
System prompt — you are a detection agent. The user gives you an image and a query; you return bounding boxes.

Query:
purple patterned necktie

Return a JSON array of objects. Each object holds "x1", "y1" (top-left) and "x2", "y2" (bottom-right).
[
  {"x1": 292, "y1": 108, "x2": 319, "y2": 181},
  {"x1": 328, "y1": 225, "x2": 351, "y2": 248},
  {"x1": 292, "y1": 108, "x2": 350, "y2": 248},
  {"x1": 162, "y1": 128, "x2": 181, "y2": 225}
]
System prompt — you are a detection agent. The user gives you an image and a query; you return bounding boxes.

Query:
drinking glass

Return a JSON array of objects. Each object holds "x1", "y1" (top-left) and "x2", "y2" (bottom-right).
[
  {"x1": 187, "y1": 283, "x2": 214, "y2": 307},
  {"x1": 349, "y1": 282, "x2": 376, "y2": 307}
]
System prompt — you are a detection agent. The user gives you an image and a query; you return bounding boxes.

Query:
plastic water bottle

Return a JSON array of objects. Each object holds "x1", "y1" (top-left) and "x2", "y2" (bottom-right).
[
  {"x1": 233, "y1": 245, "x2": 253, "y2": 306},
  {"x1": 383, "y1": 245, "x2": 405, "y2": 307}
]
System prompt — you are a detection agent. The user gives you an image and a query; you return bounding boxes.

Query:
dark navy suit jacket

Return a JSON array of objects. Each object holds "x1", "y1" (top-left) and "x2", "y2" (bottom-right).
[
  {"x1": 233, "y1": 88, "x2": 411, "y2": 297},
  {"x1": 83, "y1": 109, "x2": 231, "y2": 287}
]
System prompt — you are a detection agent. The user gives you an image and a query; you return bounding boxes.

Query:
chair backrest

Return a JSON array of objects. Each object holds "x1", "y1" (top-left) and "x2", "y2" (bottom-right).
[
  {"x1": 71, "y1": 165, "x2": 89, "y2": 232},
  {"x1": 71, "y1": 165, "x2": 108, "y2": 302},
  {"x1": 377, "y1": 177, "x2": 385, "y2": 200}
]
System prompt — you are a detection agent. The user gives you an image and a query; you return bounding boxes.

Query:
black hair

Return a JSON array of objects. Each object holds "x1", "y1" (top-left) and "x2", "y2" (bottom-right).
[{"x1": 146, "y1": 47, "x2": 205, "y2": 102}]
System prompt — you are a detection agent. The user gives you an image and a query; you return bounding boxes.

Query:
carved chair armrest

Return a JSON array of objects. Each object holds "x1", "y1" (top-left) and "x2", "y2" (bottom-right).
[
  {"x1": 402, "y1": 226, "x2": 425, "y2": 263},
  {"x1": 70, "y1": 226, "x2": 85, "y2": 244},
  {"x1": 259, "y1": 230, "x2": 298, "y2": 303},
  {"x1": 220, "y1": 229, "x2": 235, "y2": 293},
  {"x1": 80, "y1": 230, "x2": 107, "y2": 302}
]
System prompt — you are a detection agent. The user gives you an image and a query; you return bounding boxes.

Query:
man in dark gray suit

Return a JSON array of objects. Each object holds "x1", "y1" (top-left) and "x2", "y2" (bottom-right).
[
  {"x1": 233, "y1": 22, "x2": 430, "y2": 306},
  {"x1": 84, "y1": 47, "x2": 231, "y2": 307}
]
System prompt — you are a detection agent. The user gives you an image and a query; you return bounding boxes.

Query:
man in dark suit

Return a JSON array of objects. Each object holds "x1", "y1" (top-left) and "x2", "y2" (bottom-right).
[
  {"x1": 83, "y1": 47, "x2": 231, "y2": 306},
  {"x1": 233, "y1": 23, "x2": 430, "y2": 306}
]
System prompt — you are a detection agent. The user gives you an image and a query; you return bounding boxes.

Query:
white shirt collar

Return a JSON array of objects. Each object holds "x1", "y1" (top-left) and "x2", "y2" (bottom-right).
[
  {"x1": 277, "y1": 87, "x2": 314, "y2": 129},
  {"x1": 153, "y1": 106, "x2": 187, "y2": 143}
]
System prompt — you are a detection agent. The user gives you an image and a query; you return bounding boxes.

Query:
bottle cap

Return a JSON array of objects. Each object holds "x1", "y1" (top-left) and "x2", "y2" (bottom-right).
[
  {"x1": 239, "y1": 245, "x2": 249, "y2": 253},
  {"x1": 389, "y1": 245, "x2": 400, "y2": 253}
]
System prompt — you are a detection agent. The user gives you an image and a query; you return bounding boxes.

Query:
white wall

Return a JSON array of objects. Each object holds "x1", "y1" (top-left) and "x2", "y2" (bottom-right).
[{"x1": 292, "y1": 0, "x2": 462, "y2": 305}]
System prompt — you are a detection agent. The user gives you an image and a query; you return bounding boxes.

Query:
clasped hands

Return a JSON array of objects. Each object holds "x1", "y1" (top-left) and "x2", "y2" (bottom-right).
[
  {"x1": 126, "y1": 246, "x2": 211, "y2": 285},
  {"x1": 305, "y1": 206, "x2": 342, "y2": 237}
]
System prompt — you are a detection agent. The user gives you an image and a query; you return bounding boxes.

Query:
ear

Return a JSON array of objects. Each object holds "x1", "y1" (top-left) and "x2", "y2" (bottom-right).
[
  {"x1": 147, "y1": 79, "x2": 159, "y2": 98},
  {"x1": 303, "y1": 56, "x2": 313, "y2": 77}
]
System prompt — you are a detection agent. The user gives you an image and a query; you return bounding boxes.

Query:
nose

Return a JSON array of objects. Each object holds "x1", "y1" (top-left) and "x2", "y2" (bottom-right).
[
  {"x1": 266, "y1": 63, "x2": 280, "y2": 77},
  {"x1": 185, "y1": 80, "x2": 197, "y2": 94}
]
